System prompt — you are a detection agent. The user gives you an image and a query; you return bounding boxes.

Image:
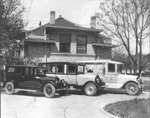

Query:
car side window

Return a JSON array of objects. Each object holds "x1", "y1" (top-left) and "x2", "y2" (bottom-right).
[
  {"x1": 47, "y1": 64, "x2": 56, "y2": 74},
  {"x1": 25, "y1": 68, "x2": 34, "y2": 76},
  {"x1": 78, "y1": 65, "x2": 84, "y2": 74},
  {"x1": 56, "y1": 65, "x2": 64, "y2": 74},
  {"x1": 68, "y1": 65, "x2": 76, "y2": 74},
  {"x1": 7, "y1": 67, "x2": 15, "y2": 75},
  {"x1": 108, "y1": 63, "x2": 115, "y2": 72},
  {"x1": 15, "y1": 67, "x2": 22, "y2": 75},
  {"x1": 7, "y1": 67, "x2": 22, "y2": 75}
]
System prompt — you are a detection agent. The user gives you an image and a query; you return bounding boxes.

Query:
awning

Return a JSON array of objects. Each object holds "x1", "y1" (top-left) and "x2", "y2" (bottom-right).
[{"x1": 92, "y1": 43, "x2": 118, "y2": 48}]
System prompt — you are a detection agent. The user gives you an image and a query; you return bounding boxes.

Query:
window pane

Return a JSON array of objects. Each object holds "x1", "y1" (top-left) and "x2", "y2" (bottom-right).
[
  {"x1": 60, "y1": 44, "x2": 70, "y2": 52},
  {"x1": 56, "y1": 65, "x2": 64, "y2": 73},
  {"x1": 117, "y1": 64, "x2": 122, "y2": 73},
  {"x1": 77, "y1": 45, "x2": 86, "y2": 53},
  {"x1": 60, "y1": 34, "x2": 71, "y2": 43},
  {"x1": 108, "y1": 63, "x2": 115, "y2": 72},
  {"x1": 77, "y1": 35, "x2": 87, "y2": 53},
  {"x1": 77, "y1": 35, "x2": 87, "y2": 44},
  {"x1": 47, "y1": 65, "x2": 56, "y2": 73},
  {"x1": 78, "y1": 66, "x2": 84, "y2": 74},
  {"x1": 68, "y1": 65, "x2": 76, "y2": 74},
  {"x1": 15, "y1": 67, "x2": 22, "y2": 75}
]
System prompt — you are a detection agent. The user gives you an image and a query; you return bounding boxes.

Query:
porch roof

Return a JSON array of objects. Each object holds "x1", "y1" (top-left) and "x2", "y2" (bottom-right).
[{"x1": 92, "y1": 43, "x2": 118, "y2": 48}]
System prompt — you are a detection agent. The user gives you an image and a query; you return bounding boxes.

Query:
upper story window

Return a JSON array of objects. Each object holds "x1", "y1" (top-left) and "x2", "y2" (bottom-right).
[
  {"x1": 59, "y1": 34, "x2": 71, "y2": 52},
  {"x1": 77, "y1": 35, "x2": 87, "y2": 53},
  {"x1": 46, "y1": 34, "x2": 51, "y2": 40}
]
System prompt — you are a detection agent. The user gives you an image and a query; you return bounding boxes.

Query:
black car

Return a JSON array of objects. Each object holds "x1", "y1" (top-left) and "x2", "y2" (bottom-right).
[{"x1": 3, "y1": 65, "x2": 68, "y2": 98}]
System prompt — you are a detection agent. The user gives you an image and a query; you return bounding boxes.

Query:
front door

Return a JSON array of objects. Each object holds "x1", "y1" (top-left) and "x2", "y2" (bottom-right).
[
  {"x1": 19, "y1": 67, "x2": 41, "y2": 89},
  {"x1": 104, "y1": 63, "x2": 117, "y2": 88}
]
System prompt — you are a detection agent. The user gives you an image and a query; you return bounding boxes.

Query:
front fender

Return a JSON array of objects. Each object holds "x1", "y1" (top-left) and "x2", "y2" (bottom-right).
[{"x1": 121, "y1": 81, "x2": 141, "y2": 89}]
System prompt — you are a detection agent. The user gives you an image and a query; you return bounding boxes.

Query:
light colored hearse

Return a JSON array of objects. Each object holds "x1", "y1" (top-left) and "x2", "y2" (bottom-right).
[
  {"x1": 39, "y1": 62, "x2": 105, "y2": 96},
  {"x1": 77, "y1": 60, "x2": 143, "y2": 95}
]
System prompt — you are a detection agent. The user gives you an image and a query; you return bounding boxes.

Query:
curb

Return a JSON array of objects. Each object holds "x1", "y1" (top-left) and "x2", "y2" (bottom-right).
[
  {"x1": 100, "y1": 106, "x2": 119, "y2": 118},
  {"x1": 100, "y1": 92, "x2": 150, "y2": 118}
]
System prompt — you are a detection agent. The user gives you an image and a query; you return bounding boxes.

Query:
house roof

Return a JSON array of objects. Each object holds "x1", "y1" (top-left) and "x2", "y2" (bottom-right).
[{"x1": 30, "y1": 16, "x2": 102, "y2": 36}]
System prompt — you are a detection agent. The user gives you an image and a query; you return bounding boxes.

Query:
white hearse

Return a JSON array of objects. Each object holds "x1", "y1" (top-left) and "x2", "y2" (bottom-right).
[{"x1": 77, "y1": 60, "x2": 143, "y2": 95}]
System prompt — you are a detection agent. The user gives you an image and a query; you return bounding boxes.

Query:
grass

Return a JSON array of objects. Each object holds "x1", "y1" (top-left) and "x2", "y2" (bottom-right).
[{"x1": 104, "y1": 98, "x2": 150, "y2": 118}]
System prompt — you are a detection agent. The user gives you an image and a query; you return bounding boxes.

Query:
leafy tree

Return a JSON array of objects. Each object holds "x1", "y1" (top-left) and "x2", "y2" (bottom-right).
[
  {"x1": 0, "y1": 0, "x2": 26, "y2": 65},
  {"x1": 96, "y1": 0, "x2": 150, "y2": 75}
]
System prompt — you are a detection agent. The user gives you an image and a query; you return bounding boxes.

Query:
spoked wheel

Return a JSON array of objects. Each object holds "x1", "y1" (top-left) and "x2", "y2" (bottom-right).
[
  {"x1": 125, "y1": 82, "x2": 140, "y2": 95},
  {"x1": 84, "y1": 83, "x2": 97, "y2": 96},
  {"x1": 43, "y1": 83, "x2": 56, "y2": 98},
  {"x1": 5, "y1": 82, "x2": 15, "y2": 95}
]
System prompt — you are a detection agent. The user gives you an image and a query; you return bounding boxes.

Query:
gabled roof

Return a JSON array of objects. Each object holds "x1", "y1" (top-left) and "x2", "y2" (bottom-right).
[{"x1": 29, "y1": 16, "x2": 102, "y2": 36}]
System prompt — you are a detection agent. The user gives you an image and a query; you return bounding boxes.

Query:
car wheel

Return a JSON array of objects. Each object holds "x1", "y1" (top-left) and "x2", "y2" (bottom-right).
[
  {"x1": 84, "y1": 83, "x2": 97, "y2": 96},
  {"x1": 5, "y1": 82, "x2": 15, "y2": 95},
  {"x1": 125, "y1": 82, "x2": 140, "y2": 95},
  {"x1": 43, "y1": 83, "x2": 56, "y2": 98},
  {"x1": 58, "y1": 90, "x2": 67, "y2": 96}
]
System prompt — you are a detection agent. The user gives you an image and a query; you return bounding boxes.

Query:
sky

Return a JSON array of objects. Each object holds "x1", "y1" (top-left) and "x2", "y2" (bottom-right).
[{"x1": 22, "y1": 0, "x2": 101, "y2": 30}]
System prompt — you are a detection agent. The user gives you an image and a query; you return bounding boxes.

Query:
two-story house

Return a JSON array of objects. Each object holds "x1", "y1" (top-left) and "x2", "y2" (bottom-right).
[{"x1": 24, "y1": 11, "x2": 115, "y2": 63}]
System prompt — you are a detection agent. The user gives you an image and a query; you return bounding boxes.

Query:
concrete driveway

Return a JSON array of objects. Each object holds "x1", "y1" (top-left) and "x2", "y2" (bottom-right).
[{"x1": 1, "y1": 90, "x2": 149, "y2": 118}]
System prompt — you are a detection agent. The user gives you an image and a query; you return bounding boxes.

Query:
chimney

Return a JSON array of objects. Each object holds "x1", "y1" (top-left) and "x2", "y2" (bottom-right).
[
  {"x1": 50, "y1": 11, "x2": 55, "y2": 24},
  {"x1": 90, "y1": 16, "x2": 96, "y2": 28}
]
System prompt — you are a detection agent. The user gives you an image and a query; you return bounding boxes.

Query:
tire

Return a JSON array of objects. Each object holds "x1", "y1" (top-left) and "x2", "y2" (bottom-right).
[
  {"x1": 58, "y1": 90, "x2": 67, "y2": 96},
  {"x1": 5, "y1": 82, "x2": 15, "y2": 95},
  {"x1": 43, "y1": 83, "x2": 56, "y2": 98},
  {"x1": 125, "y1": 82, "x2": 140, "y2": 95},
  {"x1": 84, "y1": 83, "x2": 97, "y2": 96}
]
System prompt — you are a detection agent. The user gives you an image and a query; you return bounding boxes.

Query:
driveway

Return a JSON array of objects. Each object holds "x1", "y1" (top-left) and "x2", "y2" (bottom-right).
[{"x1": 1, "y1": 90, "x2": 149, "y2": 118}]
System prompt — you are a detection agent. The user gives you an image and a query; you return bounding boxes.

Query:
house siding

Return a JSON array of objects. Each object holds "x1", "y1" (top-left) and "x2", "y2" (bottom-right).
[{"x1": 25, "y1": 27, "x2": 112, "y2": 63}]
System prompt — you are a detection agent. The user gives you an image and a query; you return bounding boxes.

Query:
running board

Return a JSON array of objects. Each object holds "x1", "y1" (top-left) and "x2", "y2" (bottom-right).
[{"x1": 15, "y1": 89, "x2": 38, "y2": 92}]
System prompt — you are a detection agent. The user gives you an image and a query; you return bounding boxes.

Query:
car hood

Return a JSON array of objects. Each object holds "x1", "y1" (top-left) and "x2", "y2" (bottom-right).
[
  {"x1": 118, "y1": 74, "x2": 138, "y2": 79},
  {"x1": 35, "y1": 76, "x2": 56, "y2": 81}
]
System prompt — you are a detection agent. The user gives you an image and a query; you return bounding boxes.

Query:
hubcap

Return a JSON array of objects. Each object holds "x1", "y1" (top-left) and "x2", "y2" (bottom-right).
[
  {"x1": 7, "y1": 85, "x2": 12, "y2": 91},
  {"x1": 46, "y1": 87, "x2": 52, "y2": 95},
  {"x1": 87, "y1": 85, "x2": 94, "y2": 94}
]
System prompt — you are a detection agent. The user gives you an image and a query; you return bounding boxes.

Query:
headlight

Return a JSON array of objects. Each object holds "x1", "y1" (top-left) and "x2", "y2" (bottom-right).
[
  {"x1": 55, "y1": 77, "x2": 60, "y2": 83},
  {"x1": 136, "y1": 77, "x2": 142, "y2": 84},
  {"x1": 61, "y1": 79, "x2": 68, "y2": 86}
]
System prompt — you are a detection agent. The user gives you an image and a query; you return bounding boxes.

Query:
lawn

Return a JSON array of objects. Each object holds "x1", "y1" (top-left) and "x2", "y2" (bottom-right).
[{"x1": 104, "y1": 98, "x2": 150, "y2": 118}]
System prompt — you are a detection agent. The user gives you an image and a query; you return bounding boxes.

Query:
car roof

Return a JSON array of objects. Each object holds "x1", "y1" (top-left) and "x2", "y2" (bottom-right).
[
  {"x1": 6, "y1": 65, "x2": 45, "y2": 68},
  {"x1": 39, "y1": 62, "x2": 84, "y2": 65},
  {"x1": 77, "y1": 60, "x2": 123, "y2": 64}
]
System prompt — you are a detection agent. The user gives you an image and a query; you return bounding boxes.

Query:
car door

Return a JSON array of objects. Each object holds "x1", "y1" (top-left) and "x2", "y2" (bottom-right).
[
  {"x1": 65, "y1": 64, "x2": 77, "y2": 85},
  {"x1": 104, "y1": 63, "x2": 117, "y2": 87},
  {"x1": 19, "y1": 67, "x2": 41, "y2": 89}
]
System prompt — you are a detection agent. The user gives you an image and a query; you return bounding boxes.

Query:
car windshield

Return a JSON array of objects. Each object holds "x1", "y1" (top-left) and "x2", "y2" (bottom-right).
[{"x1": 35, "y1": 67, "x2": 47, "y2": 76}]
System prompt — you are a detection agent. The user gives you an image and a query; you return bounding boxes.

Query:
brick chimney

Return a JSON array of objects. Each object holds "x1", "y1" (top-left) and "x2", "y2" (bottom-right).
[
  {"x1": 50, "y1": 11, "x2": 55, "y2": 24},
  {"x1": 90, "y1": 16, "x2": 96, "y2": 28}
]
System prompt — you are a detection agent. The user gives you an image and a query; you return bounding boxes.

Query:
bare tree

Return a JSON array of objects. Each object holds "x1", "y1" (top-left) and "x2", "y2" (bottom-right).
[
  {"x1": 0, "y1": 0, "x2": 26, "y2": 65},
  {"x1": 96, "y1": 0, "x2": 150, "y2": 75}
]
